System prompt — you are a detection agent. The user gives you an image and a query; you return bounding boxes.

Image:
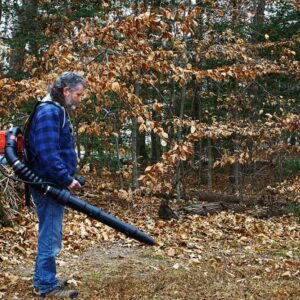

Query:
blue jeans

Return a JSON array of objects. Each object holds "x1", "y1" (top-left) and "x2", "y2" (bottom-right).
[{"x1": 30, "y1": 187, "x2": 65, "y2": 294}]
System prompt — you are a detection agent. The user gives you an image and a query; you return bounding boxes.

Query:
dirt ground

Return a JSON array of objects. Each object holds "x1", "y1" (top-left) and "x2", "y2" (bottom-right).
[
  {"x1": 1, "y1": 239, "x2": 299, "y2": 300},
  {"x1": 1, "y1": 193, "x2": 300, "y2": 300}
]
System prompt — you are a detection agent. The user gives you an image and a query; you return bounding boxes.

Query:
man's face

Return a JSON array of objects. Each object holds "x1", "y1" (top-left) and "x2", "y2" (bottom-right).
[{"x1": 64, "y1": 83, "x2": 84, "y2": 109}]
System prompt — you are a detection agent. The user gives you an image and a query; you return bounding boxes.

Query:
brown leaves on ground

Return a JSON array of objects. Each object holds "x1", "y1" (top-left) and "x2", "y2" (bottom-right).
[{"x1": 0, "y1": 197, "x2": 299, "y2": 299}]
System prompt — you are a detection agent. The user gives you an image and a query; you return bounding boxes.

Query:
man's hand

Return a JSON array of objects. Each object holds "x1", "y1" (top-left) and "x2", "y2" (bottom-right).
[{"x1": 68, "y1": 179, "x2": 81, "y2": 190}]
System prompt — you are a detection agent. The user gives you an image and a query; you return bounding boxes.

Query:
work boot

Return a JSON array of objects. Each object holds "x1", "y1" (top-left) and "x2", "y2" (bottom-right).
[
  {"x1": 38, "y1": 286, "x2": 78, "y2": 298},
  {"x1": 33, "y1": 279, "x2": 69, "y2": 294}
]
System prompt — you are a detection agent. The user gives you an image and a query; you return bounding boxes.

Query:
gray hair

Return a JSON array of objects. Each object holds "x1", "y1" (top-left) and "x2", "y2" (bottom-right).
[{"x1": 49, "y1": 72, "x2": 86, "y2": 106}]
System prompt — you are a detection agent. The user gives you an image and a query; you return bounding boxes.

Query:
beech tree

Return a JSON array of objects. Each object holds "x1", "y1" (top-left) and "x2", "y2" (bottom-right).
[{"x1": 0, "y1": 1, "x2": 299, "y2": 218}]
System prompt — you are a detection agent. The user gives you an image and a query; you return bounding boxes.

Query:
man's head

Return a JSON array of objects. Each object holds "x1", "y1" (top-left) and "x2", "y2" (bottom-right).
[{"x1": 49, "y1": 72, "x2": 86, "y2": 109}]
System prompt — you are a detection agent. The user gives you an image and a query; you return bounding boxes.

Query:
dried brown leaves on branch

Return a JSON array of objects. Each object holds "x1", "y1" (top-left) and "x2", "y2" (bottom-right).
[{"x1": 0, "y1": 3, "x2": 299, "y2": 203}]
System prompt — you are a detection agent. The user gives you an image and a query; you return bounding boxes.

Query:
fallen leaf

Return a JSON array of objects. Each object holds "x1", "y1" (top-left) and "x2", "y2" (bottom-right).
[
  {"x1": 167, "y1": 248, "x2": 176, "y2": 257},
  {"x1": 281, "y1": 271, "x2": 291, "y2": 278},
  {"x1": 173, "y1": 263, "x2": 180, "y2": 269},
  {"x1": 67, "y1": 279, "x2": 81, "y2": 287}
]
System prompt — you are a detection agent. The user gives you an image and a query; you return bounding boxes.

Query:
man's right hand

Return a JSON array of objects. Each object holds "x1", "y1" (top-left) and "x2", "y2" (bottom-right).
[{"x1": 68, "y1": 179, "x2": 81, "y2": 190}]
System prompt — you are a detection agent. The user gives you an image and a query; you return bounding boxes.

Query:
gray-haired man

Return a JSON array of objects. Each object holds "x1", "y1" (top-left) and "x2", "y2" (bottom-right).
[{"x1": 26, "y1": 72, "x2": 86, "y2": 298}]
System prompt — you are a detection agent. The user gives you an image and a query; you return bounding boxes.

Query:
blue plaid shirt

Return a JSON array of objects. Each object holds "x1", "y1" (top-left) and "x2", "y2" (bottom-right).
[{"x1": 27, "y1": 100, "x2": 77, "y2": 188}]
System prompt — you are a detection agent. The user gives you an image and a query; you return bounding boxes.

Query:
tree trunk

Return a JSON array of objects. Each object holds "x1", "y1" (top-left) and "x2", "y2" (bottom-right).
[
  {"x1": 175, "y1": 85, "x2": 186, "y2": 201},
  {"x1": 233, "y1": 134, "x2": 243, "y2": 196},
  {"x1": 207, "y1": 138, "x2": 213, "y2": 191},
  {"x1": 234, "y1": 156, "x2": 240, "y2": 193},
  {"x1": 131, "y1": 69, "x2": 141, "y2": 190},
  {"x1": 112, "y1": 117, "x2": 124, "y2": 189},
  {"x1": 137, "y1": 131, "x2": 148, "y2": 166},
  {"x1": 277, "y1": 153, "x2": 283, "y2": 183},
  {"x1": 131, "y1": 116, "x2": 138, "y2": 190},
  {"x1": 249, "y1": 147, "x2": 258, "y2": 193},
  {"x1": 252, "y1": 0, "x2": 266, "y2": 41},
  {"x1": 254, "y1": 0, "x2": 266, "y2": 26},
  {"x1": 151, "y1": 110, "x2": 161, "y2": 163},
  {"x1": 194, "y1": 11, "x2": 205, "y2": 185},
  {"x1": 193, "y1": 80, "x2": 204, "y2": 184},
  {"x1": 10, "y1": 0, "x2": 39, "y2": 77}
]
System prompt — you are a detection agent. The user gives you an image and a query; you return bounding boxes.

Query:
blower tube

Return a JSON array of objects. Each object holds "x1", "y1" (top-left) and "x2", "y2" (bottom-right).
[{"x1": 5, "y1": 127, "x2": 156, "y2": 246}]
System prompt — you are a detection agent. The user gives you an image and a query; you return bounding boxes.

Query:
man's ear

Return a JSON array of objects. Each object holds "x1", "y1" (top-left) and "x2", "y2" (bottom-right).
[{"x1": 63, "y1": 87, "x2": 69, "y2": 97}]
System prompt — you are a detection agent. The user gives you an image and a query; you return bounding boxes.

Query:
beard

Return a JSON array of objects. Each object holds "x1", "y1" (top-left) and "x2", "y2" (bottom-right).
[{"x1": 65, "y1": 94, "x2": 76, "y2": 110}]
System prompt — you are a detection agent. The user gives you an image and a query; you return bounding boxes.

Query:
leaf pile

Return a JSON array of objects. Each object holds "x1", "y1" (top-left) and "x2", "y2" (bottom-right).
[{"x1": 1, "y1": 201, "x2": 299, "y2": 283}]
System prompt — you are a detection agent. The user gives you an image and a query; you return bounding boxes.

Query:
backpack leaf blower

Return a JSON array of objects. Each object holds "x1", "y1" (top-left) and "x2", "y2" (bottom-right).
[{"x1": 0, "y1": 126, "x2": 156, "y2": 246}]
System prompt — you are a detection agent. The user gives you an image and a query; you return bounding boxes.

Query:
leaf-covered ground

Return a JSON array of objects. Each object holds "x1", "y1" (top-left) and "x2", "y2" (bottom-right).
[{"x1": 1, "y1": 196, "x2": 299, "y2": 300}]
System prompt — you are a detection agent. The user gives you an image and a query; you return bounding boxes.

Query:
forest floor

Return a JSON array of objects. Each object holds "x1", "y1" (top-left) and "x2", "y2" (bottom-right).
[{"x1": 1, "y1": 190, "x2": 300, "y2": 300}]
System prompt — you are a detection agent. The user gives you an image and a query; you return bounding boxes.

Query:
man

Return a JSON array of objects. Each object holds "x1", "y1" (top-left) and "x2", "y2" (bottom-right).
[{"x1": 26, "y1": 72, "x2": 86, "y2": 298}]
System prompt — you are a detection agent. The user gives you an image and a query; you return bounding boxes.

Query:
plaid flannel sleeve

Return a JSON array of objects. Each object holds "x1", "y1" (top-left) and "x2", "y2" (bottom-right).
[{"x1": 34, "y1": 107, "x2": 73, "y2": 188}]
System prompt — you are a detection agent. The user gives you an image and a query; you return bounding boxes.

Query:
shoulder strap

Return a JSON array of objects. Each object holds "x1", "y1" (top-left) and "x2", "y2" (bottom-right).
[
  {"x1": 23, "y1": 100, "x2": 55, "y2": 139},
  {"x1": 23, "y1": 100, "x2": 56, "y2": 208}
]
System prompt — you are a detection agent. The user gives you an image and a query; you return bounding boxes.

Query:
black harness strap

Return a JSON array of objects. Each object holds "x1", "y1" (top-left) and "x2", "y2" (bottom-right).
[{"x1": 23, "y1": 100, "x2": 57, "y2": 207}]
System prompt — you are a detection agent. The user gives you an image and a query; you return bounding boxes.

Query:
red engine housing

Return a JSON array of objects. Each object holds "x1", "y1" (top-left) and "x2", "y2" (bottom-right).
[{"x1": 0, "y1": 129, "x2": 24, "y2": 160}]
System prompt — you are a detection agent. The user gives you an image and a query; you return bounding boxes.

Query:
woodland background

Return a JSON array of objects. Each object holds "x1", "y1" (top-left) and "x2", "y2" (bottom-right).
[{"x1": 0, "y1": 1, "x2": 299, "y2": 299}]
